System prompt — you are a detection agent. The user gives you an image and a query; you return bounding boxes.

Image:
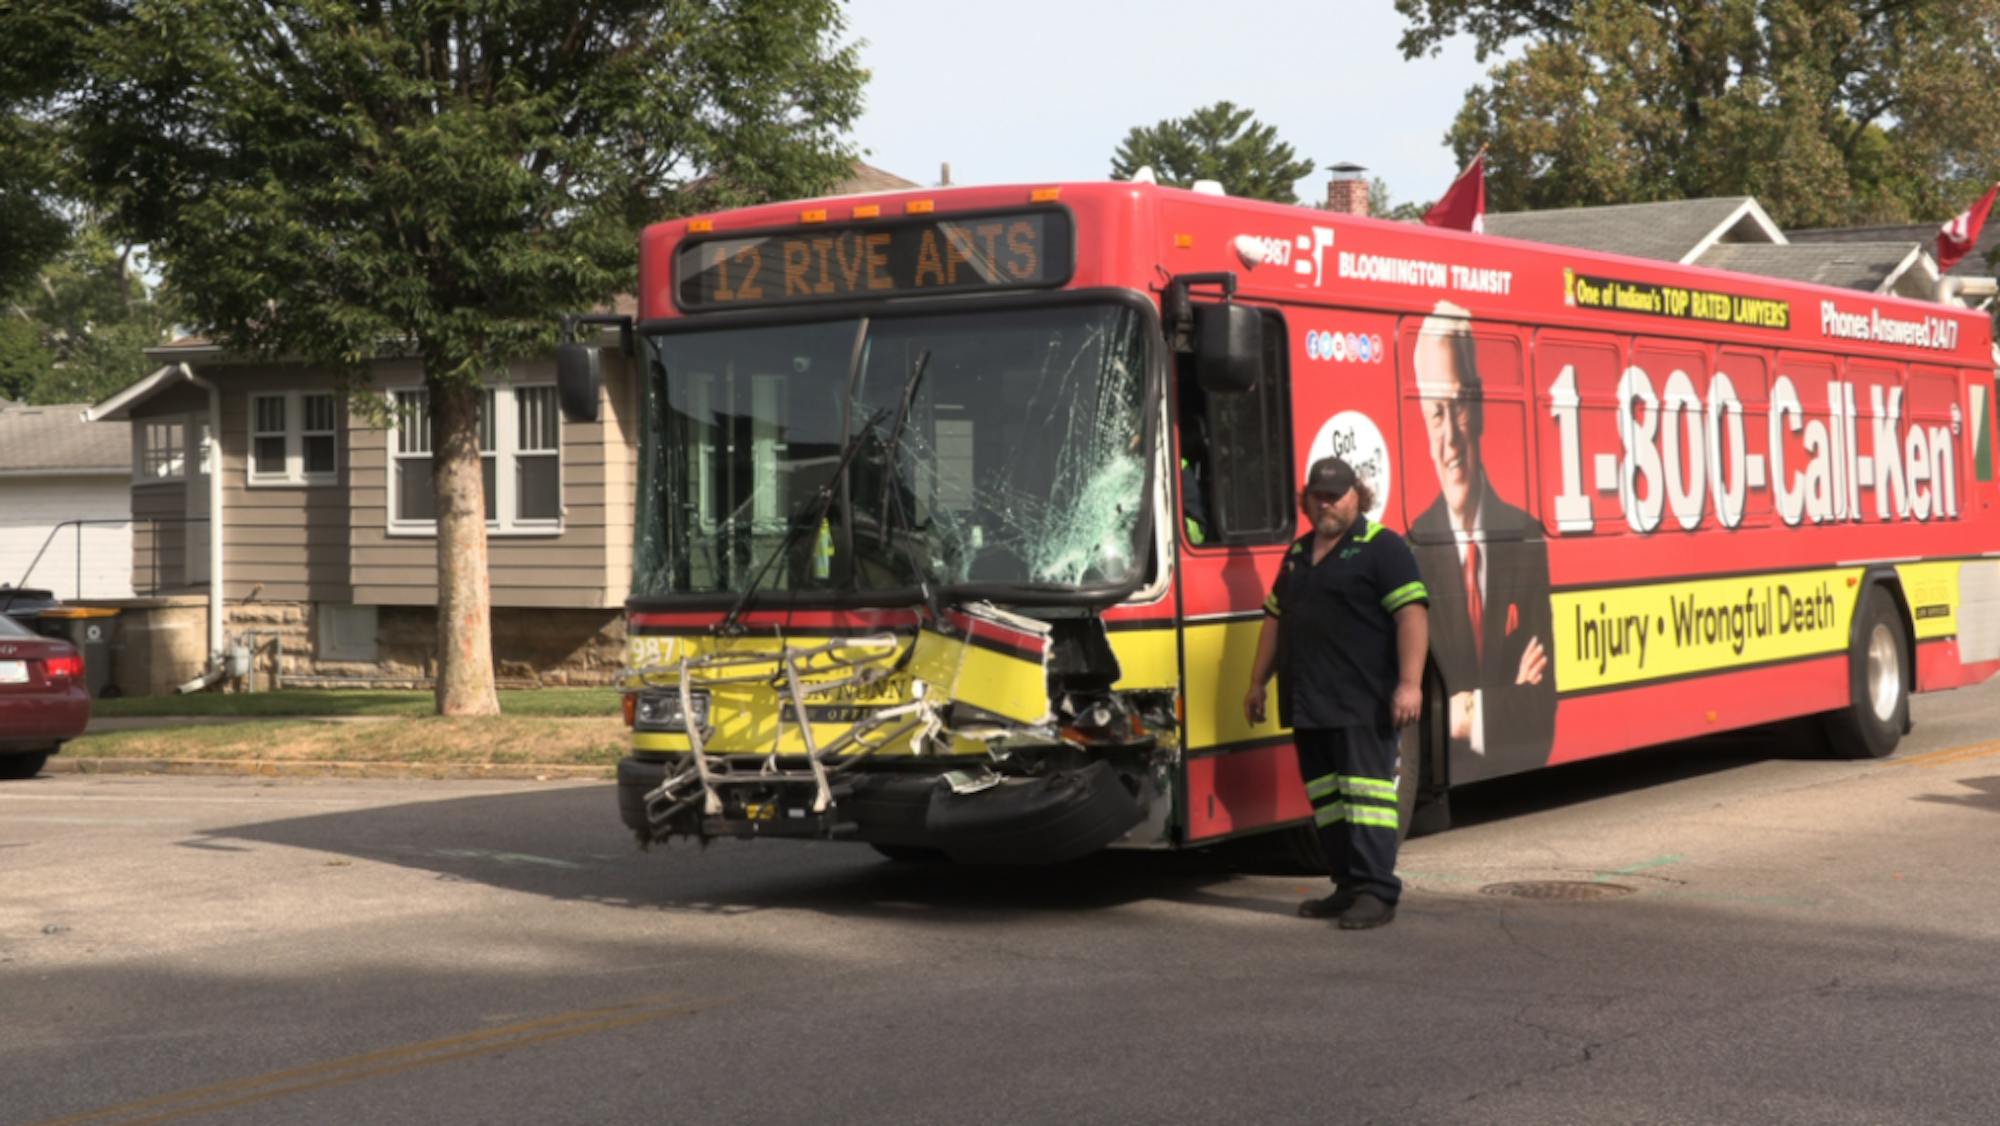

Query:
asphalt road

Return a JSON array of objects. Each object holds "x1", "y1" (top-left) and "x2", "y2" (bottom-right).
[{"x1": 6, "y1": 680, "x2": 2000, "y2": 1126}]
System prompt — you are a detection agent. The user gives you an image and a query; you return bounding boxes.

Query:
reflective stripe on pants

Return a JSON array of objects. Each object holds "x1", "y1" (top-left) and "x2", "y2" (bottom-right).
[{"x1": 1296, "y1": 725, "x2": 1402, "y2": 903}]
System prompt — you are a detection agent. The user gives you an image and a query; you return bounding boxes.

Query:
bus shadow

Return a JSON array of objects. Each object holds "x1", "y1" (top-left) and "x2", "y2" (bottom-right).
[
  {"x1": 1913, "y1": 774, "x2": 2000, "y2": 816},
  {"x1": 192, "y1": 782, "x2": 1265, "y2": 922},
  {"x1": 1444, "y1": 722, "x2": 1820, "y2": 831}
]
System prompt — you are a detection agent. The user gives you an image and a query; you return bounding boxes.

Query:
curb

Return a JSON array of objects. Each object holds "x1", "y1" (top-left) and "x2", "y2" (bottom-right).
[{"x1": 46, "y1": 757, "x2": 616, "y2": 781}]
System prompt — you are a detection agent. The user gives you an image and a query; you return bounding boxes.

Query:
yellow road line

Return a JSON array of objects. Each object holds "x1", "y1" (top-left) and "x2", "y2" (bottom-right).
[
  {"x1": 1883, "y1": 739, "x2": 2000, "y2": 769},
  {"x1": 27, "y1": 995, "x2": 719, "y2": 1126}
]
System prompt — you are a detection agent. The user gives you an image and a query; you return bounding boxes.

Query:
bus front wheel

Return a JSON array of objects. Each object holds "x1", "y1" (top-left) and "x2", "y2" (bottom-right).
[{"x1": 1824, "y1": 585, "x2": 1910, "y2": 760}]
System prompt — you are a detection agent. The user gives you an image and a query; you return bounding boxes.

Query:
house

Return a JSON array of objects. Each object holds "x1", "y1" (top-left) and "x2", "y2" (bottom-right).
[
  {"x1": 1787, "y1": 219, "x2": 2000, "y2": 289},
  {"x1": 87, "y1": 340, "x2": 645, "y2": 690},
  {"x1": 0, "y1": 402, "x2": 133, "y2": 601},
  {"x1": 1483, "y1": 197, "x2": 1949, "y2": 303},
  {"x1": 83, "y1": 161, "x2": 919, "y2": 692}
]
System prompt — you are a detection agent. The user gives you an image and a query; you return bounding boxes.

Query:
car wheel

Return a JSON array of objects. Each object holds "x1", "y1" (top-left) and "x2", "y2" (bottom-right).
[{"x1": 0, "y1": 753, "x2": 50, "y2": 781}]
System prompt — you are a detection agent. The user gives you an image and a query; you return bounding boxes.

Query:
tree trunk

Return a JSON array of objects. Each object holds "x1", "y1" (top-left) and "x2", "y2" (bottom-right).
[{"x1": 429, "y1": 376, "x2": 501, "y2": 716}]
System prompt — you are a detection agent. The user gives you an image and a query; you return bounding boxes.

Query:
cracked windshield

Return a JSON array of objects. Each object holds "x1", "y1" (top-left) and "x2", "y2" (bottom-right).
[{"x1": 635, "y1": 304, "x2": 1151, "y2": 600}]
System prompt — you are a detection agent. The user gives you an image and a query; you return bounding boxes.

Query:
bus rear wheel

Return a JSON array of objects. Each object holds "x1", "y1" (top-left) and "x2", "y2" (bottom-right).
[{"x1": 1824, "y1": 585, "x2": 1909, "y2": 760}]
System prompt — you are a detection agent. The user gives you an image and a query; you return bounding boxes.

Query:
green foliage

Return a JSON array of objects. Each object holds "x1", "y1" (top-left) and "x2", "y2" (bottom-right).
[
  {"x1": 1111, "y1": 102, "x2": 1314, "y2": 204},
  {"x1": 1, "y1": 224, "x2": 172, "y2": 405},
  {"x1": 0, "y1": 319, "x2": 55, "y2": 403},
  {"x1": 1365, "y1": 177, "x2": 1432, "y2": 222},
  {"x1": 40, "y1": 0, "x2": 866, "y2": 385},
  {"x1": 0, "y1": 1, "x2": 95, "y2": 294},
  {"x1": 1398, "y1": 0, "x2": 2000, "y2": 228}
]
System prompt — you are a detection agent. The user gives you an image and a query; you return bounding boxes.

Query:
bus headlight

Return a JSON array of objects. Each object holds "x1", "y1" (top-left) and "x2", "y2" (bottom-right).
[{"x1": 634, "y1": 690, "x2": 711, "y2": 732}]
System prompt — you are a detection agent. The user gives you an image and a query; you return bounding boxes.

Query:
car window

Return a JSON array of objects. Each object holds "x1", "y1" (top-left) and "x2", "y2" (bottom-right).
[{"x1": 0, "y1": 614, "x2": 32, "y2": 638}]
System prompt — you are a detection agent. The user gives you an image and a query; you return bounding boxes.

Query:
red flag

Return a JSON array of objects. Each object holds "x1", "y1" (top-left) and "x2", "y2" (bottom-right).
[
  {"x1": 1937, "y1": 182, "x2": 1998, "y2": 272},
  {"x1": 1423, "y1": 149, "x2": 1485, "y2": 233}
]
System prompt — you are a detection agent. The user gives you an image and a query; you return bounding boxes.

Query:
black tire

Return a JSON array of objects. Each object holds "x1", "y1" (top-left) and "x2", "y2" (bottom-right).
[
  {"x1": 1824, "y1": 585, "x2": 1909, "y2": 760},
  {"x1": 0, "y1": 753, "x2": 49, "y2": 781},
  {"x1": 870, "y1": 843, "x2": 949, "y2": 863}
]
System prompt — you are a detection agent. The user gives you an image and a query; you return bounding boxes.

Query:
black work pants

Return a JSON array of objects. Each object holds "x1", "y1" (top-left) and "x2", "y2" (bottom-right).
[{"x1": 1295, "y1": 724, "x2": 1402, "y2": 903}]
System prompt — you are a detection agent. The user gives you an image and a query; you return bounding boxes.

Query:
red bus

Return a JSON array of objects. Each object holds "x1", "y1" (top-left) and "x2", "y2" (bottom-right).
[{"x1": 555, "y1": 180, "x2": 2000, "y2": 862}]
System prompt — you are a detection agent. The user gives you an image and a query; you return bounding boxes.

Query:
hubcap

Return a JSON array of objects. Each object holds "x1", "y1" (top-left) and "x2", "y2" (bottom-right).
[{"x1": 1866, "y1": 622, "x2": 1901, "y2": 722}]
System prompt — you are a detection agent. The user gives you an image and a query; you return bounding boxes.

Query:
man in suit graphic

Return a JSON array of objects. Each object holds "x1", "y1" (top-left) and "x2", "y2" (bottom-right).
[{"x1": 1408, "y1": 301, "x2": 1556, "y2": 769}]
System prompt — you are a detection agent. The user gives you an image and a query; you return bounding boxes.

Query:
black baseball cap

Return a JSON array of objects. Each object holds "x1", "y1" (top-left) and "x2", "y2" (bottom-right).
[{"x1": 1303, "y1": 457, "x2": 1356, "y2": 500}]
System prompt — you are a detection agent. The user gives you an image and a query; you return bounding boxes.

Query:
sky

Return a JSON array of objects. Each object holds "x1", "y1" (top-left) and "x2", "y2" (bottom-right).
[{"x1": 841, "y1": 0, "x2": 1494, "y2": 210}]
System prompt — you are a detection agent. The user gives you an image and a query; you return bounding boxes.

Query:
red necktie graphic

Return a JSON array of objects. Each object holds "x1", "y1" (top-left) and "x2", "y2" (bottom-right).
[{"x1": 1464, "y1": 540, "x2": 1484, "y2": 662}]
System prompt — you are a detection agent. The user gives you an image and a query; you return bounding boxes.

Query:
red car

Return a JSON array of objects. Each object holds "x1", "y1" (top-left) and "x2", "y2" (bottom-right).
[{"x1": 0, "y1": 612, "x2": 89, "y2": 779}]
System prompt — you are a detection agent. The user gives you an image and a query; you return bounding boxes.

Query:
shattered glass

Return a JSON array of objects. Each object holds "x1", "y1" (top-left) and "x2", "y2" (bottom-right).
[{"x1": 634, "y1": 304, "x2": 1152, "y2": 600}]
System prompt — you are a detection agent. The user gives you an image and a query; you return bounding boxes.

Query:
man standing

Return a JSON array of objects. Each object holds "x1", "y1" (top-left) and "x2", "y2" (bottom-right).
[
  {"x1": 1408, "y1": 301, "x2": 1555, "y2": 772},
  {"x1": 1245, "y1": 457, "x2": 1429, "y2": 929}
]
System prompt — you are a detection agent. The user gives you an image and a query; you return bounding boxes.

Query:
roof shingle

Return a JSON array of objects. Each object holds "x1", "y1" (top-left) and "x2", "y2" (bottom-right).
[
  {"x1": 0, "y1": 403, "x2": 130, "y2": 476},
  {"x1": 1484, "y1": 197, "x2": 1766, "y2": 263},
  {"x1": 1695, "y1": 242, "x2": 1922, "y2": 291},
  {"x1": 1788, "y1": 222, "x2": 2000, "y2": 278}
]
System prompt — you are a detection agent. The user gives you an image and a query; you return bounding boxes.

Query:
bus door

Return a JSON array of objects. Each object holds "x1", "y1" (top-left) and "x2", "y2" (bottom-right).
[{"x1": 1173, "y1": 305, "x2": 1393, "y2": 843}]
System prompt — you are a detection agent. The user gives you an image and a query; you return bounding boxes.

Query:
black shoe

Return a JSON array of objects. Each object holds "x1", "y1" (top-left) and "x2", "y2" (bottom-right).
[
  {"x1": 1337, "y1": 892, "x2": 1397, "y2": 930},
  {"x1": 1298, "y1": 888, "x2": 1359, "y2": 918}
]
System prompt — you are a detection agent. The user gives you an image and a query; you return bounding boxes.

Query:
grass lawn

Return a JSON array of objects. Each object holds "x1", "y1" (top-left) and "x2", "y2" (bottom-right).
[
  {"x1": 67, "y1": 714, "x2": 627, "y2": 768},
  {"x1": 93, "y1": 687, "x2": 621, "y2": 719}
]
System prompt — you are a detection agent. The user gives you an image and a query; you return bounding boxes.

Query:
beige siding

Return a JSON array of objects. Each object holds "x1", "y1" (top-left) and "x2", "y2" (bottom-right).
[
  {"x1": 601, "y1": 351, "x2": 639, "y2": 603},
  {"x1": 124, "y1": 352, "x2": 625, "y2": 614},
  {"x1": 347, "y1": 355, "x2": 618, "y2": 608},
  {"x1": 211, "y1": 369, "x2": 354, "y2": 604},
  {"x1": 130, "y1": 484, "x2": 187, "y2": 593}
]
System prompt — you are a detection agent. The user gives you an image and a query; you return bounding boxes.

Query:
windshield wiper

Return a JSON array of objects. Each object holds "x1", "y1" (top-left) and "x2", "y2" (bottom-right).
[
  {"x1": 716, "y1": 408, "x2": 887, "y2": 635},
  {"x1": 716, "y1": 321, "x2": 872, "y2": 635},
  {"x1": 873, "y1": 348, "x2": 929, "y2": 553},
  {"x1": 871, "y1": 349, "x2": 944, "y2": 619}
]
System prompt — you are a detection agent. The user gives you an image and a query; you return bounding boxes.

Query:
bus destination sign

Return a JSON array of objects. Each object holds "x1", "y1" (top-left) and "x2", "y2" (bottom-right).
[{"x1": 676, "y1": 210, "x2": 1072, "y2": 310}]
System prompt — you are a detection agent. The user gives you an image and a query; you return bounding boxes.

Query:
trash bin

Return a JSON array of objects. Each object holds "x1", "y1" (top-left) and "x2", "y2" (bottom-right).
[{"x1": 35, "y1": 606, "x2": 121, "y2": 698}]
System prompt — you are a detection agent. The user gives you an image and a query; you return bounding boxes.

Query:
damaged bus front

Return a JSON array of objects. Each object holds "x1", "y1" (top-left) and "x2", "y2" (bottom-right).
[{"x1": 581, "y1": 286, "x2": 1180, "y2": 863}]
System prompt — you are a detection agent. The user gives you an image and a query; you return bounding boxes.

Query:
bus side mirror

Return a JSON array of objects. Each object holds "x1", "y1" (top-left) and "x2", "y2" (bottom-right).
[
  {"x1": 1194, "y1": 303, "x2": 1263, "y2": 394},
  {"x1": 555, "y1": 342, "x2": 602, "y2": 423}
]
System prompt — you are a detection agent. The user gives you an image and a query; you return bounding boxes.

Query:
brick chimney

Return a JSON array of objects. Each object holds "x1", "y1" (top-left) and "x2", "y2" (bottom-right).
[{"x1": 1324, "y1": 162, "x2": 1369, "y2": 216}]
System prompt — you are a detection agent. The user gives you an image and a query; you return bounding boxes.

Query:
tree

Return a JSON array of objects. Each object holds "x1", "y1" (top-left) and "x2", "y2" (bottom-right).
[
  {"x1": 0, "y1": 1, "x2": 86, "y2": 295},
  {"x1": 1364, "y1": 177, "x2": 1432, "y2": 223},
  {"x1": 1396, "y1": 0, "x2": 2000, "y2": 228},
  {"x1": 1111, "y1": 102, "x2": 1314, "y2": 203},
  {"x1": 40, "y1": 0, "x2": 865, "y2": 715},
  {"x1": 2, "y1": 224, "x2": 174, "y2": 405}
]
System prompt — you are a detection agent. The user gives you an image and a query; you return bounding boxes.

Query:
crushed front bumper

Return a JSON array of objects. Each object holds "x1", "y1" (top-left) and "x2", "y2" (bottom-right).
[{"x1": 617, "y1": 756, "x2": 1146, "y2": 865}]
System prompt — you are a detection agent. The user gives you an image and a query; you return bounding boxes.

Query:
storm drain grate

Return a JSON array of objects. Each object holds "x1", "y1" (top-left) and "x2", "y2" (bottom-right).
[{"x1": 1479, "y1": 880, "x2": 1637, "y2": 901}]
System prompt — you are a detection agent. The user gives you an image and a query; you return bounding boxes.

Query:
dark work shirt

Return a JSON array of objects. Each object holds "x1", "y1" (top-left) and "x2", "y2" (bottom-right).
[{"x1": 1264, "y1": 520, "x2": 1428, "y2": 730}]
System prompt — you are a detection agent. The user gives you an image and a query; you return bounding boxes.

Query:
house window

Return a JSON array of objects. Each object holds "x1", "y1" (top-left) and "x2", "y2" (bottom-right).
[
  {"x1": 515, "y1": 386, "x2": 561, "y2": 521},
  {"x1": 389, "y1": 385, "x2": 563, "y2": 534},
  {"x1": 318, "y1": 604, "x2": 378, "y2": 662},
  {"x1": 137, "y1": 420, "x2": 186, "y2": 481},
  {"x1": 248, "y1": 391, "x2": 340, "y2": 485},
  {"x1": 303, "y1": 394, "x2": 338, "y2": 476}
]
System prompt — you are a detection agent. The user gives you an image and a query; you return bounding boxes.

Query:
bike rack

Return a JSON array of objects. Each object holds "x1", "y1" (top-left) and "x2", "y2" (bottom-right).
[{"x1": 633, "y1": 634, "x2": 937, "y2": 839}]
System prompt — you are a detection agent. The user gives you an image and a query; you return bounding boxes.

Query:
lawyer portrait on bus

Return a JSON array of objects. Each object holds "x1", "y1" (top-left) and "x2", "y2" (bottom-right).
[{"x1": 1407, "y1": 300, "x2": 1556, "y2": 768}]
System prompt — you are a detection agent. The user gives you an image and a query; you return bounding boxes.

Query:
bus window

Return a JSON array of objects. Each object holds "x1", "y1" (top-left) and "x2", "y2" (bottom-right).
[{"x1": 1179, "y1": 307, "x2": 1292, "y2": 545}]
